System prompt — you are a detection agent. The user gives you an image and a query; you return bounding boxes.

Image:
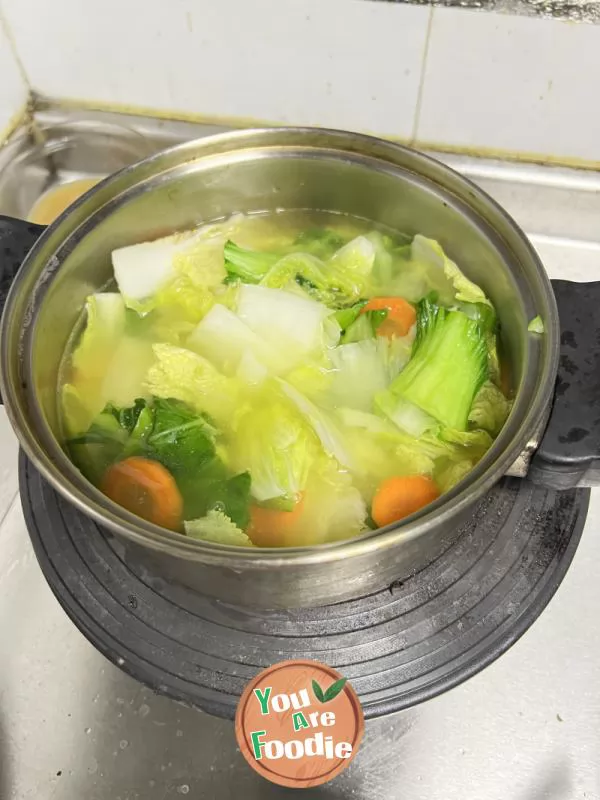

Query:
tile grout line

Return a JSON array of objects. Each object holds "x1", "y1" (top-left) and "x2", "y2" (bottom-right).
[
  {"x1": 0, "y1": 3, "x2": 32, "y2": 90},
  {"x1": 410, "y1": 6, "x2": 434, "y2": 146},
  {"x1": 0, "y1": 489, "x2": 21, "y2": 533}
]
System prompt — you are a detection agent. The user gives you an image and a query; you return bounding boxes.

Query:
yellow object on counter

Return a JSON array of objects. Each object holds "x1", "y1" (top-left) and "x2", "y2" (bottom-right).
[{"x1": 28, "y1": 178, "x2": 100, "y2": 225}]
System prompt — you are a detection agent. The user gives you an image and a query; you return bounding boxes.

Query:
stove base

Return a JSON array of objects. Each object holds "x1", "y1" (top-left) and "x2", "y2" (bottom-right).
[{"x1": 20, "y1": 452, "x2": 589, "y2": 720}]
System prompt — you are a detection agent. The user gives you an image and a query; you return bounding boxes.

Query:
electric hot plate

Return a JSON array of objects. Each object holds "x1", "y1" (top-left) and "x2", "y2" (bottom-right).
[{"x1": 21, "y1": 453, "x2": 589, "y2": 720}]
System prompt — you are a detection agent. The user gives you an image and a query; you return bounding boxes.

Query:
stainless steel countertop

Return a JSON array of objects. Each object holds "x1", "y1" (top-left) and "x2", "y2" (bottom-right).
[{"x1": 1, "y1": 111, "x2": 599, "y2": 799}]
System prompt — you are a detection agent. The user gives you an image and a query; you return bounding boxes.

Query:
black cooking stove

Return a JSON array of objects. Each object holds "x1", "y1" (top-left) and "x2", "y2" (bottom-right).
[
  {"x1": 21, "y1": 453, "x2": 589, "y2": 720},
  {"x1": 2, "y1": 215, "x2": 596, "y2": 721}
]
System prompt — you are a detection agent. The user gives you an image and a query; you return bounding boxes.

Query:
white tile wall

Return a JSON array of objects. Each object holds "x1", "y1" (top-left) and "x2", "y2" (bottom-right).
[
  {"x1": 0, "y1": 0, "x2": 430, "y2": 138},
  {"x1": 417, "y1": 8, "x2": 600, "y2": 164},
  {"x1": 0, "y1": 18, "x2": 28, "y2": 136},
  {"x1": 2, "y1": 0, "x2": 600, "y2": 165}
]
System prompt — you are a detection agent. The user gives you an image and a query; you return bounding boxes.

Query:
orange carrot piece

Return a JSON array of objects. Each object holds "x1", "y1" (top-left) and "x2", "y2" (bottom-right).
[
  {"x1": 102, "y1": 456, "x2": 183, "y2": 531},
  {"x1": 247, "y1": 495, "x2": 305, "y2": 547},
  {"x1": 361, "y1": 296, "x2": 416, "y2": 338},
  {"x1": 372, "y1": 475, "x2": 440, "y2": 527}
]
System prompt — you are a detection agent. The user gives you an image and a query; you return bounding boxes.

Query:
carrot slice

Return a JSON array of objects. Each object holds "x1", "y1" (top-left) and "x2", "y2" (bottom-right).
[
  {"x1": 248, "y1": 495, "x2": 305, "y2": 547},
  {"x1": 372, "y1": 475, "x2": 440, "y2": 527},
  {"x1": 361, "y1": 297, "x2": 416, "y2": 338},
  {"x1": 102, "y1": 456, "x2": 183, "y2": 530}
]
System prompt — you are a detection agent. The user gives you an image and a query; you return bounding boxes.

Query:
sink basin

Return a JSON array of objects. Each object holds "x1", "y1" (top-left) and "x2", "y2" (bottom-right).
[{"x1": 1, "y1": 105, "x2": 599, "y2": 799}]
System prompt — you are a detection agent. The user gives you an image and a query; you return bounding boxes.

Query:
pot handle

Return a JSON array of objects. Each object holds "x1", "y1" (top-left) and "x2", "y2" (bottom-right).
[
  {"x1": 0, "y1": 215, "x2": 46, "y2": 404},
  {"x1": 528, "y1": 279, "x2": 600, "y2": 489},
  {"x1": 0, "y1": 214, "x2": 46, "y2": 311}
]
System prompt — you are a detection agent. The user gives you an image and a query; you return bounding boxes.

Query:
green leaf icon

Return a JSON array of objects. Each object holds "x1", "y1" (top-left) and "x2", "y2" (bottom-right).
[
  {"x1": 312, "y1": 677, "x2": 348, "y2": 703},
  {"x1": 312, "y1": 679, "x2": 325, "y2": 703},
  {"x1": 324, "y1": 677, "x2": 347, "y2": 702}
]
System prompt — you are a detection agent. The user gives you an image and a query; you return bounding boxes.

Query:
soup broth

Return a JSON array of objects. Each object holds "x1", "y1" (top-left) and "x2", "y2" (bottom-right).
[{"x1": 59, "y1": 211, "x2": 510, "y2": 547}]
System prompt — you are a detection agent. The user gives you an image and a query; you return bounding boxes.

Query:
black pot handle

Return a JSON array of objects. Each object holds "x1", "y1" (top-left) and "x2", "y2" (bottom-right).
[
  {"x1": 528, "y1": 280, "x2": 600, "y2": 489},
  {"x1": 0, "y1": 215, "x2": 46, "y2": 404},
  {"x1": 0, "y1": 214, "x2": 46, "y2": 312}
]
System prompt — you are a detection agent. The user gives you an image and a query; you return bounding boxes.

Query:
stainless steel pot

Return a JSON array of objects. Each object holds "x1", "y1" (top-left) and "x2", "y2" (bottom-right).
[{"x1": 1, "y1": 128, "x2": 598, "y2": 608}]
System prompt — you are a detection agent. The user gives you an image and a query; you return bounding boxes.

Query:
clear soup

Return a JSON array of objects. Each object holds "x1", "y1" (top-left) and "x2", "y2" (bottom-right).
[{"x1": 59, "y1": 211, "x2": 510, "y2": 547}]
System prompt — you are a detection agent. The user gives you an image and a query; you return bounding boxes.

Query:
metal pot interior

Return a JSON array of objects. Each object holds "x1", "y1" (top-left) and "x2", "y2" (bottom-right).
[{"x1": 1, "y1": 128, "x2": 559, "y2": 566}]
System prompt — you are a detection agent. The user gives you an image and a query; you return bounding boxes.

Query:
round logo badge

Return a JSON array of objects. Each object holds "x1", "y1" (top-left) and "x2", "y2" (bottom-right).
[{"x1": 235, "y1": 659, "x2": 364, "y2": 788}]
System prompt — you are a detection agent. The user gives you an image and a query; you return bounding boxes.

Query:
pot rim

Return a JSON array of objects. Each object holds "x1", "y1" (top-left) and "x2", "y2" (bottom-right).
[{"x1": 0, "y1": 126, "x2": 559, "y2": 568}]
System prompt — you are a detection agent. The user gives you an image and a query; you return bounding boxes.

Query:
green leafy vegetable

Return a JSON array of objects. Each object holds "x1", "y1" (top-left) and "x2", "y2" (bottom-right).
[
  {"x1": 186, "y1": 303, "x2": 285, "y2": 377},
  {"x1": 370, "y1": 239, "x2": 448, "y2": 304},
  {"x1": 206, "y1": 472, "x2": 252, "y2": 528},
  {"x1": 337, "y1": 407, "x2": 402, "y2": 437},
  {"x1": 69, "y1": 394, "x2": 252, "y2": 528},
  {"x1": 230, "y1": 384, "x2": 319, "y2": 506},
  {"x1": 64, "y1": 213, "x2": 513, "y2": 543},
  {"x1": 260, "y1": 252, "x2": 325, "y2": 292},
  {"x1": 63, "y1": 294, "x2": 162, "y2": 439},
  {"x1": 339, "y1": 408, "x2": 492, "y2": 483},
  {"x1": 457, "y1": 302, "x2": 502, "y2": 386},
  {"x1": 236, "y1": 284, "x2": 338, "y2": 360},
  {"x1": 149, "y1": 278, "x2": 215, "y2": 340},
  {"x1": 112, "y1": 236, "x2": 182, "y2": 307},
  {"x1": 122, "y1": 404, "x2": 155, "y2": 457},
  {"x1": 434, "y1": 458, "x2": 474, "y2": 493},
  {"x1": 145, "y1": 398, "x2": 217, "y2": 474},
  {"x1": 184, "y1": 509, "x2": 254, "y2": 546},
  {"x1": 68, "y1": 405, "x2": 130, "y2": 484},
  {"x1": 487, "y1": 338, "x2": 502, "y2": 387},
  {"x1": 68, "y1": 397, "x2": 216, "y2": 480},
  {"x1": 223, "y1": 240, "x2": 280, "y2": 283},
  {"x1": 468, "y1": 381, "x2": 511, "y2": 436},
  {"x1": 62, "y1": 293, "x2": 127, "y2": 435},
  {"x1": 260, "y1": 236, "x2": 376, "y2": 307},
  {"x1": 109, "y1": 397, "x2": 147, "y2": 434},
  {"x1": 180, "y1": 470, "x2": 252, "y2": 528},
  {"x1": 528, "y1": 315, "x2": 545, "y2": 333},
  {"x1": 68, "y1": 407, "x2": 129, "y2": 446},
  {"x1": 420, "y1": 430, "x2": 489, "y2": 494},
  {"x1": 339, "y1": 408, "x2": 438, "y2": 499},
  {"x1": 293, "y1": 228, "x2": 347, "y2": 259},
  {"x1": 278, "y1": 380, "x2": 356, "y2": 470},
  {"x1": 285, "y1": 360, "x2": 332, "y2": 402},
  {"x1": 113, "y1": 225, "x2": 232, "y2": 310},
  {"x1": 411, "y1": 235, "x2": 491, "y2": 307},
  {"x1": 364, "y1": 231, "x2": 395, "y2": 290},
  {"x1": 289, "y1": 455, "x2": 367, "y2": 544},
  {"x1": 437, "y1": 426, "x2": 493, "y2": 453},
  {"x1": 375, "y1": 393, "x2": 437, "y2": 438},
  {"x1": 61, "y1": 385, "x2": 96, "y2": 440},
  {"x1": 457, "y1": 301, "x2": 496, "y2": 332},
  {"x1": 103, "y1": 336, "x2": 158, "y2": 405},
  {"x1": 339, "y1": 405, "x2": 493, "y2": 501},
  {"x1": 333, "y1": 301, "x2": 367, "y2": 332},
  {"x1": 112, "y1": 222, "x2": 251, "y2": 344},
  {"x1": 324, "y1": 337, "x2": 411, "y2": 411},
  {"x1": 69, "y1": 399, "x2": 151, "y2": 462},
  {"x1": 146, "y1": 344, "x2": 240, "y2": 426},
  {"x1": 173, "y1": 231, "x2": 229, "y2": 288},
  {"x1": 327, "y1": 236, "x2": 375, "y2": 299},
  {"x1": 340, "y1": 308, "x2": 387, "y2": 343},
  {"x1": 377, "y1": 298, "x2": 488, "y2": 432},
  {"x1": 71, "y1": 293, "x2": 126, "y2": 375}
]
